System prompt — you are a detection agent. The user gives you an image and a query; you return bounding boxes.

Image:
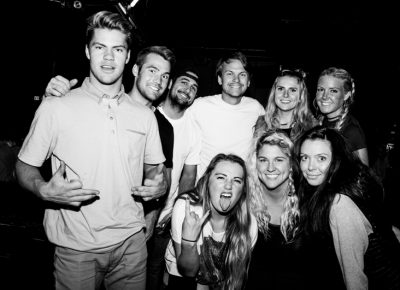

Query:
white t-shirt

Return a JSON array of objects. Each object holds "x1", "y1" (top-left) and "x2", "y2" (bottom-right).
[
  {"x1": 186, "y1": 94, "x2": 265, "y2": 179},
  {"x1": 165, "y1": 198, "x2": 258, "y2": 277},
  {"x1": 156, "y1": 106, "x2": 201, "y2": 226}
]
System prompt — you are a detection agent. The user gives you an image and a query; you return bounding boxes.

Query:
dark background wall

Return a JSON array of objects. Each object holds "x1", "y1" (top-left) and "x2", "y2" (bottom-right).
[{"x1": 1, "y1": 0, "x2": 399, "y2": 166}]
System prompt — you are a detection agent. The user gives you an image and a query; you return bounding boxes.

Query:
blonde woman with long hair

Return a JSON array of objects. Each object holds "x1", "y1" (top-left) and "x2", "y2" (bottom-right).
[
  {"x1": 245, "y1": 130, "x2": 302, "y2": 290},
  {"x1": 164, "y1": 153, "x2": 258, "y2": 290}
]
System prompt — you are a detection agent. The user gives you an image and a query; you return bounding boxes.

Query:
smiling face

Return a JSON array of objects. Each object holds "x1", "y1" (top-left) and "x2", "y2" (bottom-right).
[
  {"x1": 299, "y1": 138, "x2": 332, "y2": 186},
  {"x1": 208, "y1": 160, "x2": 245, "y2": 214},
  {"x1": 133, "y1": 52, "x2": 171, "y2": 104},
  {"x1": 256, "y1": 143, "x2": 290, "y2": 191},
  {"x1": 218, "y1": 59, "x2": 250, "y2": 103},
  {"x1": 86, "y1": 28, "x2": 130, "y2": 88},
  {"x1": 316, "y1": 75, "x2": 350, "y2": 119},
  {"x1": 274, "y1": 75, "x2": 300, "y2": 112},
  {"x1": 169, "y1": 72, "x2": 199, "y2": 108}
]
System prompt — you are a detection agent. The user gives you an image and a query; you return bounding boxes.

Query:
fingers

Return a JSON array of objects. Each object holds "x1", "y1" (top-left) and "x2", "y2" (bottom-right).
[
  {"x1": 69, "y1": 79, "x2": 78, "y2": 88},
  {"x1": 54, "y1": 160, "x2": 66, "y2": 178},
  {"x1": 185, "y1": 196, "x2": 191, "y2": 217},
  {"x1": 199, "y1": 210, "x2": 210, "y2": 225},
  {"x1": 45, "y1": 75, "x2": 74, "y2": 98}
]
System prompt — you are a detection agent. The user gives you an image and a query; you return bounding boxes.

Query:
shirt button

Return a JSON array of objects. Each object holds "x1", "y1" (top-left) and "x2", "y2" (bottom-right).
[{"x1": 110, "y1": 116, "x2": 114, "y2": 120}]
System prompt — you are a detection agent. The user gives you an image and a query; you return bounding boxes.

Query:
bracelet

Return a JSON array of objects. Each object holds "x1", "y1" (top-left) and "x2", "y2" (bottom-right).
[{"x1": 182, "y1": 237, "x2": 197, "y2": 243}]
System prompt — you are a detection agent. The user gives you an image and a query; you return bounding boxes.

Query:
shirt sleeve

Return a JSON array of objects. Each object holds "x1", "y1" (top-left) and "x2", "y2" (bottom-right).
[
  {"x1": 18, "y1": 99, "x2": 58, "y2": 167},
  {"x1": 330, "y1": 194, "x2": 372, "y2": 290}
]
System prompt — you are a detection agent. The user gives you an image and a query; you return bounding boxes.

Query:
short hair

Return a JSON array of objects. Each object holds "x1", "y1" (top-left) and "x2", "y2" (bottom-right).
[
  {"x1": 135, "y1": 45, "x2": 176, "y2": 69},
  {"x1": 215, "y1": 51, "x2": 252, "y2": 79},
  {"x1": 86, "y1": 10, "x2": 133, "y2": 48}
]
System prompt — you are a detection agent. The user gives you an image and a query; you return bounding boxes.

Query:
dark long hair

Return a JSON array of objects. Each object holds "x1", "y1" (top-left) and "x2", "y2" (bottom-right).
[{"x1": 295, "y1": 126, "x2": 383, "y2": 235}]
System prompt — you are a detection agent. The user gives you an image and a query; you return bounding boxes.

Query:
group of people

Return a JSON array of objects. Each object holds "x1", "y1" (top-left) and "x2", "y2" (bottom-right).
[{"x1": 14, "y1": 10, "x2": 400, "y2": 290}]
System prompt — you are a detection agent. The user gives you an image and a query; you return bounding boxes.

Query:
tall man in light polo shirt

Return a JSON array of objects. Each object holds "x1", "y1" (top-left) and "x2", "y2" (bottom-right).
[{"x1": 15, "y1": 11, "x2": 166, "y2": 290}]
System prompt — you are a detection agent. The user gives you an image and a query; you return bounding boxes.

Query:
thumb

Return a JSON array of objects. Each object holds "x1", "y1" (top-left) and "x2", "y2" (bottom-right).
[
  {"x1": 70, "y1": 79, "x2": 79, "y2": 88},
  {"x1": 54, "y1": 160, "x2": 66, "y2": 178}
]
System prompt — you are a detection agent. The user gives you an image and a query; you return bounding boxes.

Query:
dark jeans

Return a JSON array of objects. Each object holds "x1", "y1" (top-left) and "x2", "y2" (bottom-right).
[{"x1": 146, "y1": 227, "x2": 171, "y2": 290}]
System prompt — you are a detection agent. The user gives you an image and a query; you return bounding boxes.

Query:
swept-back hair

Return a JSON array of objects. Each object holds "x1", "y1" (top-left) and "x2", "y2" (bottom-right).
[
  {"x1": 215, "y1": 51, "x2": 252, "y2": 80},
  {"x1": 86, "y1": 10, "x2": 133, "y2": 48},
  {"x1": 315, "y1": 67, "x2": 356, "y2": 131},
  {"x1": 247, "y1": 129, "x2": 300, "y2": 241},
  {"x1": 135, "y1": 45, "x2": 176, "y2": 70},
  {"x1": 180, "y1": 153, "x2": 253, "y2": 290},
  {"x1": 295, "y1": 126, "x2": 382, "y2": 235}
]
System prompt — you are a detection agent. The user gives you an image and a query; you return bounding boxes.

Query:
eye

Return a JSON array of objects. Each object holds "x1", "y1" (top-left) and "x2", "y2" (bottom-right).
[
  {"x1": 162, "y1": 74, "x2": 170, "y2": 80},
  {"x1": 289, "y1": 88, "x2": 298, "y2": 93},
  {"x1": 318, "y1": 156, "x2": 327, "y2": 162},
  {"x1": 276, "y1": 87, "x2": 283, "y2": 92},
  {"x1": 300, "y1": 155, "x2": 308, "y2": 162},
  {"x1": 275, "y1": 157, "x2": 285, "y2": 163},
  {"x1": 190, "y1": 86, "x2": 198, "y2": 93},
  {"x1": 239, "y1": 72, "x2": 248, "y2": 78},
  {"x1": 330, "y1": 89, "x2": 338, "y2": 94},
  {"x1": 257, "y1": 157, "x2": 266, "y2": 163},
  {"x1": 225, "y1": 71, "x2": 233, "y2": 76},
  {"x1": 115, "y1": 47, "x2": 124, "y2": 53},
  {"x1": 234, "y1": 178, "x2": 243, "y2": 184},
  {"x1": 149, "y1": 68, "x2": 156, "y2": 74},
  {"x1": 216, "y1": 175, "x2": 225, "y2": 180},
  {"x1": 94, "y1": 45, "x2": 103, "y2": 50},
  {"x1": 316, "y1": 87, "x2": 324, "y2": 93}
]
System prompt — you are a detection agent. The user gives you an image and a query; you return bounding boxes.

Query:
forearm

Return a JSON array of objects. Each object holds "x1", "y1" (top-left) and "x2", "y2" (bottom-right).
[
  {"x1": 178, "y1": 165, "x2": 197, "y2": 194},
  {"x1": 177, "y1": 240, "x2": 200, "y2": 277},
  {"x1": 15, "y1": 159, "x2": 46, "y2": 199}
]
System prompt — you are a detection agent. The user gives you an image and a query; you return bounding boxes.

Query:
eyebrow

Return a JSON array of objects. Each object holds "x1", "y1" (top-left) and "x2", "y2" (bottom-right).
[{"x1": 215, "y1": 172, "x2": 243, "y2": 180}]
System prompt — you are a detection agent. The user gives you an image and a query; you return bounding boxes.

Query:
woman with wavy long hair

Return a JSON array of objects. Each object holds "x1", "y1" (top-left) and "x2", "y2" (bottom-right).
[
  {"x1": 164, "y1": 153, "x2": 258, "y2": 290},
  {"x1": 245, "y1": 129, "x2": 301, "y2": 289}
]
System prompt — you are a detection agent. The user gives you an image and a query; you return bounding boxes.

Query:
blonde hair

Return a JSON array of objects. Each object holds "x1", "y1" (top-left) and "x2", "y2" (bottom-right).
[
  {"x1": 255, "y1": 69, "x2": 315, "y2": 141},
  {"x1": 316, "y1": 67, "x2": 356, "y2": 131},
  {"x1": 247, "y1": 130, "x2": 300, "y2": 241}
]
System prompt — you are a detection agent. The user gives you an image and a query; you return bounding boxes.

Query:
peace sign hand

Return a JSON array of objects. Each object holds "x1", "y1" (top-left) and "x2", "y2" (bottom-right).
[{"x1": 181, "y1": 197, "x2": 210, "y2": 242}]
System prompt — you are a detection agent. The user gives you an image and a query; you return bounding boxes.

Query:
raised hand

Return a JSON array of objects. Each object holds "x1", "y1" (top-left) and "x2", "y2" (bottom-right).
[
  {"x1": 44, "y1": 75, "x2": 78, "y2": 98},
  {"x1": 181, "y1": 197, "x2": 210, "y2": 241},
  {"x1": 39, "y1": 161, "x2": 99, "y2": 207},
  {"x1": 131, "y1": 164, "x2": 168, "y2": 201}
]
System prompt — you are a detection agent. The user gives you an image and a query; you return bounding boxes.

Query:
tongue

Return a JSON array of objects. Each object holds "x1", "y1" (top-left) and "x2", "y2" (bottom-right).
[{"x1": 219, "y1": 196, "x2": 232, "y2": 212}]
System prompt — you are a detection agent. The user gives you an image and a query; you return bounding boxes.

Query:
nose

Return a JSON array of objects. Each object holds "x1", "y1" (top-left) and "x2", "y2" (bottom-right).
[
  {"x1": 267, "y1": 161, "x2": 275, "y2": 172},
  {"x1": 152, "y1": 74, "x2": 162, "y2": 85},
  {"x1": 307, "y1": 158, "x2": 316, "y2": 171},
  {"x1": 283, "y1": 89, "x2": 290, "y2": 98},
  {"x1": 224, "y1": 179, "x2": 233, "y2": 189},
  {"x1": 103, "y1": 48, "x2": 114, "y2": 60}
]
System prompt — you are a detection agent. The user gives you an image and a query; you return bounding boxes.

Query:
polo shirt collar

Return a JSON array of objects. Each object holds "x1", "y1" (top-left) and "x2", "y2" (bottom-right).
[{"x1": 82, "y1": 77, "x2": 126, "y2": 105}]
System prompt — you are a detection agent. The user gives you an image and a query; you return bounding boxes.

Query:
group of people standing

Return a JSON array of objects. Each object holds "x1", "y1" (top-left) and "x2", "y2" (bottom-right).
[{"x1": 14, "y1": 10, "x2": 399, "y2": 290}]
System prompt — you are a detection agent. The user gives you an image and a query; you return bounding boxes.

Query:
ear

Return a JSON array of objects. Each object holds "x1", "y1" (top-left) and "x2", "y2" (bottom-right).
[
  {"x1": 125, "y1": 50, "x2": 131, "y2": 64},
  {"x1": 168, "y1": 80, "x2": 173, "y2": 90},
  {"x1": 132, "y1": 64, "x2": 139, "y2": 77},
  {"x1": 85, "y1": 45, "x2": 90, "y2": 60},
  {"x1": 217, "y1": 75, "x2": 222, "y2": 85}
]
